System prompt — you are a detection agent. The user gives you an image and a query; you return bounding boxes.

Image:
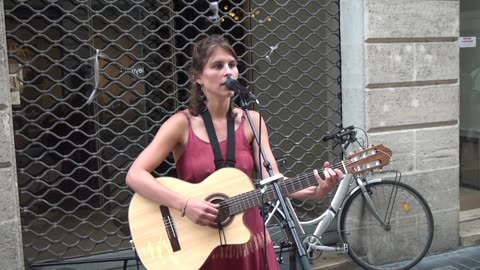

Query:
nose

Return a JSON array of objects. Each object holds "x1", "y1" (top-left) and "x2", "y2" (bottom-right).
[{"x1": 224, "y1": 65, "x2": 233, "y2": 76}]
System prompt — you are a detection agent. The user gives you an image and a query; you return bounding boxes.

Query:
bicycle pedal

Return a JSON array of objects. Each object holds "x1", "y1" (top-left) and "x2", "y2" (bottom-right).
[{"x1": 336, "y1": 243, "x2": 348, "y2": 254}]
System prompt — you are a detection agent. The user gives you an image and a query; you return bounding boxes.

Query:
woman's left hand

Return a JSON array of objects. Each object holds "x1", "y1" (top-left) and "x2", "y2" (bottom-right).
[
  {"x1": 287, "y1": 161, "x2": 344, "y2": 200},
  {"x1": 311, "y1": 161, "x2": 344, "y2": 199}
]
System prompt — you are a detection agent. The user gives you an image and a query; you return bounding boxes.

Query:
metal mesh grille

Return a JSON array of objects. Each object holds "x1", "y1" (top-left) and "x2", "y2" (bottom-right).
[{"x1": 6, "y1": 0, "x2": 341, "y2": 263}]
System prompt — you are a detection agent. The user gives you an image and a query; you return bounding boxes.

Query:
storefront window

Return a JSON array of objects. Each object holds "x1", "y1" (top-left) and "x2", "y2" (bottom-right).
[{"x1": 460, "y1": 0, "x2": 480, "y2": 210}]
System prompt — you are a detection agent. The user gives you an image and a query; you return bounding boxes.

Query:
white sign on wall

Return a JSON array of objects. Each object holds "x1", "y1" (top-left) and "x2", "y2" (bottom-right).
[{"x1": 459, "y1": 36, "x2": 477, "y2": 48}]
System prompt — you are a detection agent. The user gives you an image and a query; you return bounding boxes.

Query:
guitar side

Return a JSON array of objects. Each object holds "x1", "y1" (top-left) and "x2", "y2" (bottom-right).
[{"x1": 128, "y1": 168, "x2": 255, "y2": 270}]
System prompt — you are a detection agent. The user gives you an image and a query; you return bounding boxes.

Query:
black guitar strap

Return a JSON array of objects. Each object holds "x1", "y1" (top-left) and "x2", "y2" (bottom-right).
[{"x1": 200, "y1": 108, "x2": 236, "y2": 170}]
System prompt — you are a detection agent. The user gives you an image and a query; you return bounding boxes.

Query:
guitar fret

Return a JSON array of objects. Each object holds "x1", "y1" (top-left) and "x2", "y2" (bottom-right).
[{"x1": 286, "y1": 180, "x2": 293, "y2": 195}]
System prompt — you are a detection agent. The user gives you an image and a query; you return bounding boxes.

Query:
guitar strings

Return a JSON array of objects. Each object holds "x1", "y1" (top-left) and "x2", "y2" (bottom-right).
[
  {"x1": 220, "y1": 160, "x2": 354, "y2": 215},
  {"x1": 221, "y1": 148, "x2": 392, "y2": 215},
  {"x1": 168, "y1": 148, "x2": 391, "y2": 226}
]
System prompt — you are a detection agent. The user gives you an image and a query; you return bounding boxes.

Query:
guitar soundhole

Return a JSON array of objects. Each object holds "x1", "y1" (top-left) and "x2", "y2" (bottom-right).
[{"x1": 206, "y1": 194, "x2": 233, "y2": 228}]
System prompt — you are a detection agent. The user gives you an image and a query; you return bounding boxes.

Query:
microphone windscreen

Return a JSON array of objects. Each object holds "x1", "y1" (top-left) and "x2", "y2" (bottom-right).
[{"x1": 225, "y1": 77, "x2": 236, "y2": 89}]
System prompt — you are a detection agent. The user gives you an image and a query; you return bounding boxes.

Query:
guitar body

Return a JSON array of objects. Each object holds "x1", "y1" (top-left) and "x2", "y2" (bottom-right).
[{"x1": 128, "y1": 168, "x2": 254, "y2": 270}]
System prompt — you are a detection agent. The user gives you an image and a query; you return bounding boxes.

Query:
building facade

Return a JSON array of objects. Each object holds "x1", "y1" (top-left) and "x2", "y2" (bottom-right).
[{"x1": 0, "y1": 0, "x2": 464, "y2": 269}]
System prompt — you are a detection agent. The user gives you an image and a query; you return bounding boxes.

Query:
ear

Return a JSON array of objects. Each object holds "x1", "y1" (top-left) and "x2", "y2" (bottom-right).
[{"x1": 194, "y1": 73, "x2": 202, "y2": 85}]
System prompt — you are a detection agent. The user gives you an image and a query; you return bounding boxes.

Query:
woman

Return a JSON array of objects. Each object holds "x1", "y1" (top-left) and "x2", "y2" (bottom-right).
[{"x1": 126, "y1": 34, "x2": 343, "y2": 269}]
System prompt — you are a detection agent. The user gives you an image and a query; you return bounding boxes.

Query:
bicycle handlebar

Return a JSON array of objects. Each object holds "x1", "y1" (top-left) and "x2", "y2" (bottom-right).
[{"x1": 322, "y1": 125, "x2": 355, "y2": 143}]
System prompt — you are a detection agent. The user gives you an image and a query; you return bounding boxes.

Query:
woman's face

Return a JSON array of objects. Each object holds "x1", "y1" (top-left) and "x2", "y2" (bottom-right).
[{"x1": 196, "y1": 47, "x2": 238, "y2": 98}]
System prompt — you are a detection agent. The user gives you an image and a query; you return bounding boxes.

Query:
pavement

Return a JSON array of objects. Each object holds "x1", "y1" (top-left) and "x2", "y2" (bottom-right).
[
  {"x1": 28, "y1": 244, "x2": 480, "y2": 270},
  {"x1": 313, "y1": 245, "x2": 480, "y2": 270},
  {"x1": 413, "y1": 245, "x2": 480, "y2": 270}
]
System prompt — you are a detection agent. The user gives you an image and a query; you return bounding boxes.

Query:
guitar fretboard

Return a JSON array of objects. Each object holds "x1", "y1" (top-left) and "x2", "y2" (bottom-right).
[
  {"x1": 214, "y1": 144, "x2": 391, "y2": 221},
  {"x1": 217, "y1": 165, "x2": 344, "y2": 219}
]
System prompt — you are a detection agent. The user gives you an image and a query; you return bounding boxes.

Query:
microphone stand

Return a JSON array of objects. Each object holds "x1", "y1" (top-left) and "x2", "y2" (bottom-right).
[{"x1": 236, "y1": 92, "x2": 311, "y2": 270}]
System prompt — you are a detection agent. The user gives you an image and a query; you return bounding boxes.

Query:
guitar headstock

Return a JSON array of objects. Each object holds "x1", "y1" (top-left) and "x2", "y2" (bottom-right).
[{"x1": 344, "y1": 144, "x2": 392, "y2": 174}]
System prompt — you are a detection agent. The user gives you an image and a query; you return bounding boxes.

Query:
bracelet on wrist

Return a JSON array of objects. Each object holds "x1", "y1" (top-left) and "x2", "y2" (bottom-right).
[{"x1": 180, "y1": 198, "x2": 190, "y2": 217}]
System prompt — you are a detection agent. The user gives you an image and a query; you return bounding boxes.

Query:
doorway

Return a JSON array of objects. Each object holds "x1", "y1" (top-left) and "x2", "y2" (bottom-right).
[{"x1": 460, "y1": 0, "x2": 480, "y2": 211}]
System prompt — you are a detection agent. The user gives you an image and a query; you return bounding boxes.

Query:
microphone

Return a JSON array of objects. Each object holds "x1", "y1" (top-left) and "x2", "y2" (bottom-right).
[{"x1": 225, "y1": 77, "x2": 258, "y2": 102}]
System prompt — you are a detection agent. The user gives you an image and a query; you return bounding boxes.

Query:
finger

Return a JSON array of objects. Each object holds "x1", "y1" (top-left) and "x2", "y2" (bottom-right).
[
  {"x1": 323, "y1": 168, "x2": 332, "y2": 181},
  {"x1": 202, "y1": 209, "x2": 218, "y2": 219},
  {"x1": 197, "y1": 214, "x2": 215, "y2": 225},
  {"x1": 209, "y1": 220, "x2": 220, "y2": 226},
  {"x1": 207, "y1": 207, "x2": 220, "y2": 216},
  {"x1": 334, "y1": 169, "x2": 344, "y2": 181},
  {"x1": 208, "y1": 202, "x2": 220, "y2": 208},
  {"x1": 206, "y1": 213, "x2": 217, "y2": 222},
  {"x1": 324, "y1": 161, "x2": 331, "y2": 168},
  {"x1": 326, "y1": 168, "x2": 337, "y2": 180}
]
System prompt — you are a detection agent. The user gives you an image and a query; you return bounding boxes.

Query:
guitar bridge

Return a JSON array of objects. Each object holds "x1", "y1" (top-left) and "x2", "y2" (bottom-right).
[{"x1": 160, "y1": 205, "x2": 181, "y2": 252}]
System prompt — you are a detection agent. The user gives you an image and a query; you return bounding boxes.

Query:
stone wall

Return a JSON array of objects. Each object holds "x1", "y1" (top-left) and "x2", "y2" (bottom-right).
[
  {"x1": 0, "y1": 1, "x2": 25, "y2": 269},
  {"x1": 341, "y1": 0, "x2": 460, "y2": 252}
]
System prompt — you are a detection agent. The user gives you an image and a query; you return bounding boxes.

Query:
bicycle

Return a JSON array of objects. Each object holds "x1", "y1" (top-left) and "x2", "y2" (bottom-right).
[{"x1": 263, "y1": 126, "x2": 434, "y2": 270}]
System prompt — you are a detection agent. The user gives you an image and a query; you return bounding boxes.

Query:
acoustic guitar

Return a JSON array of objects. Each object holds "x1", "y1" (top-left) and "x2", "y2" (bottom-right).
[{"x1": 128, "y1": 144, "x2": 392, "y2": 270}]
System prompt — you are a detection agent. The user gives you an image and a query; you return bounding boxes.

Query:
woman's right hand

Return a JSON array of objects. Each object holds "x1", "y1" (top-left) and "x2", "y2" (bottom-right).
[{"x1": 183, "y1": 199, "x2": 219, "y2": 226}]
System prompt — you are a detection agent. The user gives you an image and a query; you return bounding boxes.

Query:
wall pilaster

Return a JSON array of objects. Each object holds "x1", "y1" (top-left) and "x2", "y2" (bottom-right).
[
  {"x1": 0, "y1": 0, "x2": 25, "y2": 268},
  {"x1": 341, "y1": 0, "x2": 460, "y2": 252}
]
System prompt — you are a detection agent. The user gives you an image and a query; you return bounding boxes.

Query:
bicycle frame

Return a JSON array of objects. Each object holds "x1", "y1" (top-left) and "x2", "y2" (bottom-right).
[
  {"x1": 265, "y1": 127, "x2": 397, "y2": 256},
  {"x1": 265, "y1": 173, "x2": 389, "y2": 253}
]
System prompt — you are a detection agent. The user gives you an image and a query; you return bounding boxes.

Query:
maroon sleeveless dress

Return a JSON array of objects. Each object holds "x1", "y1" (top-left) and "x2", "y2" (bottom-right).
[{"x1": 176, "y1": 110, "x2": 279, "y2": 270}]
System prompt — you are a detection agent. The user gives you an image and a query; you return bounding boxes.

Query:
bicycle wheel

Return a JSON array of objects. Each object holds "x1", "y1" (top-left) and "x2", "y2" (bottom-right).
[
  {"x1": 263, "y1": 205, "x2": 300, "y2": 270},
  {"x1": 339, "y1": 180, "x2": 434, "y2": 270}
]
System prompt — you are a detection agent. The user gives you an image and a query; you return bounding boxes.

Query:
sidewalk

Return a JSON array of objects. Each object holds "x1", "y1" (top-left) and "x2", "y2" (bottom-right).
[
  {"x1": 29, "y1": 244, "x2": 480, "y2": 270},
  {"x1": 414, "y1": 245, "x2": 480, "y2": 270},
  {"x1": 313, "y1": 245, "x2": 480, "y2": 270}
]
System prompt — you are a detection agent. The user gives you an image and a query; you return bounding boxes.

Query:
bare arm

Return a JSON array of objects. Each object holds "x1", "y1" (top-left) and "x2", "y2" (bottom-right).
[{"x1": 126, "y1": 112, "x2": 188, "y2": 212}]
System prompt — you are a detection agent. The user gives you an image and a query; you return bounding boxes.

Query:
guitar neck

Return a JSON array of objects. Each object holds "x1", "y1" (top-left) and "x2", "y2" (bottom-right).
[{"x1": 222, "y1": 162, "x2": 345, "y2": 216}]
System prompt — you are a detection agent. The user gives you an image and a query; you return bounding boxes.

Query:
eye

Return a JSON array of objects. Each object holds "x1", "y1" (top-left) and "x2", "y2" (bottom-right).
[{"x1": 229, "y1": 62, "x2": 237, "y2": 69}]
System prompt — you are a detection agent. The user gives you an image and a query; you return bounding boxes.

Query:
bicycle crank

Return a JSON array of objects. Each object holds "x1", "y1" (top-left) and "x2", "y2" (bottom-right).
[{"x1": 302, "y1": 235, "x2": 323, "y2": 260}]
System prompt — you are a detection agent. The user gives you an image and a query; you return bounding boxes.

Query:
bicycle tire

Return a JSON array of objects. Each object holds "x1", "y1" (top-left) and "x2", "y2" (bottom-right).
[
  {"x1": 263, "y1": 205, "x2": 300, "y2": 270},
  {"x1": 339, "y1": 180, "x2": 434, "y2": 270}
]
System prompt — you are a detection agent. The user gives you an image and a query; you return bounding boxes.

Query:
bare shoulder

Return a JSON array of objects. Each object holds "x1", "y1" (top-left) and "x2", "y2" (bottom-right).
[
  {"x1": 239, "y1": 109, "x2": 264, "y2": 140},
  {"x1": 235, "y1": 108, "x2": 260, "y2": 119},
  {"x1": 166, "y1": 110, "x2": 190, "y2": 126},
  {"x1": 154, "y1": 109, "x2": 189, "y2": 142},
  {"x1": 243, "y1": 109, "x2": 264, "y2": 124}
]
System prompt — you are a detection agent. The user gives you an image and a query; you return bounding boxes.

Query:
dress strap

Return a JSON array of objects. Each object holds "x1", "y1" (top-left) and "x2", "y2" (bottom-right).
[
  {"x1": 225, "y1": 114, "x2": 235, "y2": 167},
  {"x1": 200, "y1": 109, "x2": 236, "y2": 170}
]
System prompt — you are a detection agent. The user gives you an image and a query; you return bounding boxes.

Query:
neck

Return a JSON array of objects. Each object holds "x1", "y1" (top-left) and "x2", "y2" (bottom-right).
[{"x1": 205, "y1": 99, "x2": 231, "y2": 119}]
